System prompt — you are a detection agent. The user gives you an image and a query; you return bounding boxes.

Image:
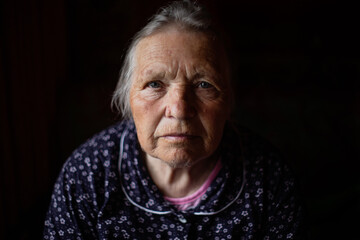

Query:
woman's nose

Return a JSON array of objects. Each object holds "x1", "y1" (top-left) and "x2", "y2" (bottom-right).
[{"x1": 165, "y1": 86, "x2": 196, "y2": 119}]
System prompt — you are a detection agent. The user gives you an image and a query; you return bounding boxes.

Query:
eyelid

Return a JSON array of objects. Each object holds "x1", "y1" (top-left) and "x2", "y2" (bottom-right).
[
  {"x1": 196, "y1": 78, "x2": 219, "y2": 88},
  {"x1": 145, "y1": 80, "x2": 163, "y2": 89},
  {"x1": 196, "y1": 81, "x2": 212, "y2": 88}
]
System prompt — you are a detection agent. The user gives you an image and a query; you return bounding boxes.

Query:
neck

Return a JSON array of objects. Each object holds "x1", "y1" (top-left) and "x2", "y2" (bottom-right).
[{"x1": 144, "y1": 153, "x2": 219, "y2": 198}]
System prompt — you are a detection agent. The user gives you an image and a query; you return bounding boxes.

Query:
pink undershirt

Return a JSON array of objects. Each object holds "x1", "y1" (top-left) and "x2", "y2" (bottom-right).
[{"x1": 164, "y1": 159, "x2": 222, "y2": 211}]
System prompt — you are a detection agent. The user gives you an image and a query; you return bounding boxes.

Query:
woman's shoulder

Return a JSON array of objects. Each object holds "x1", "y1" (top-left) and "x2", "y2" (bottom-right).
[
  {"x1": 230, "y1": 123, "x2": 299, "y2": 199},
  {"x1": 60, "y1": 120, "x2": 134, "y2": 178},
  {"x1": 226, "y1": 122, "x2": 296, "y2": 185}
]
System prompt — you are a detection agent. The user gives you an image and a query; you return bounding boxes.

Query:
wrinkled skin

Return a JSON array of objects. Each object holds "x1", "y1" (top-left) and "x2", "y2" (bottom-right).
[{"x1": 130, "y1": 28, "x2": 231, "y2": 168}]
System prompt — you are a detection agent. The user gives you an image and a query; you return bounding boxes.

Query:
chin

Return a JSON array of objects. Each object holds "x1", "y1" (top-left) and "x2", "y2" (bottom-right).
[
  {"x1": 154, "y1": 148, "x2": 206, "y2": 169},
  {"x1": 164, "y1": 159, "x2": 192, "y2": 169}
]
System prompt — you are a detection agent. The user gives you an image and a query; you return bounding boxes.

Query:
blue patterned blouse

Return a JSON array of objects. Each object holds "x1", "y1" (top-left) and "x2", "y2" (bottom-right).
[{"x1": 44, "y1": 120, "x2": 305, "y2": 239}]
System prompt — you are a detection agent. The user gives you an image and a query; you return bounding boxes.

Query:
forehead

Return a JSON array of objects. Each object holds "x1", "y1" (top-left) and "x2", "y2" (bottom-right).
[{"x1": 134, "y1": 29, "x2": 220, "y2": 68}]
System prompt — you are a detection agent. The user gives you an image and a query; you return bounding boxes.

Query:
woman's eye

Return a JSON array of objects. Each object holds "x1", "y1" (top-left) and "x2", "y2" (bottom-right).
[
  {"x1": 147, "y1": 81, "x2": 161, "y2": 88},
  {"x1": 198, "y1": 81, "x2": 213, "y2": 89}
]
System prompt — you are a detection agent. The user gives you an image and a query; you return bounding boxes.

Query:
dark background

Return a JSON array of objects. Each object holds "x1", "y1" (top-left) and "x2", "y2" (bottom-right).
[{"x1": 1, "y1": 0, "x2": 359, "y2": 239}]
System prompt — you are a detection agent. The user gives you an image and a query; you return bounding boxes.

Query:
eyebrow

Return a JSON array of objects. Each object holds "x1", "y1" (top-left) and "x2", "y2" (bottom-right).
[
  {"x1": 190, "y1": 70, "x2": 221, "y2": 83},
  {"x1": 140, "y1": 67, "x2": 220, "y2": 83},
  {"x1": 142, "y1": 69, "x2": 166, "y2": 80},
  {"x1": 190, "y1": 72, "x2": 204, "y2": 81}
]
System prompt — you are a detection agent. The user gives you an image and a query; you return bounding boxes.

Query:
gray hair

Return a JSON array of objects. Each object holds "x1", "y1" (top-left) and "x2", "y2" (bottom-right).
[{"x1": 111, "y1": 0, "x2": 221, "y2": 119}]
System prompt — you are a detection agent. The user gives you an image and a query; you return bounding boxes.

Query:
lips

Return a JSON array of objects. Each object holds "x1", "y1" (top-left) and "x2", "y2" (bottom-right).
[
  {"x1": 163, "y1": 133, "x2": 196, "y2": 137},
  {"x1": 159, "y1": 133, "x2": 197, "y2": 142},
  {"x1": 154, "y1": 123, "x2": 199, "y2": 141}
]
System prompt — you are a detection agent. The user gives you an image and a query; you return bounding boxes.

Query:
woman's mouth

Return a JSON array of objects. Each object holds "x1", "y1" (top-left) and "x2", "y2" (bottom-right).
[{"x1": 161, "y1": 133, "x2": 197, "y2": 142}]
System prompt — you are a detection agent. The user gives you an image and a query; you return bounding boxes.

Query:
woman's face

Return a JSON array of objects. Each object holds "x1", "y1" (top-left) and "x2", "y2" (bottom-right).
[{"x1": 130, "y1": 29, "x2": 230, "y2": 168}]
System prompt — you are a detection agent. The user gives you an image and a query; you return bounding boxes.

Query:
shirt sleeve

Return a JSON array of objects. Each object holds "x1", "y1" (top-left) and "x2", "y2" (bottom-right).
[
  {"x1": 43, "y1": 155, "x2": 99, "y2": 239},
  {"x1": 262, "y1": 158, "x2": 306, "y2": 240}
]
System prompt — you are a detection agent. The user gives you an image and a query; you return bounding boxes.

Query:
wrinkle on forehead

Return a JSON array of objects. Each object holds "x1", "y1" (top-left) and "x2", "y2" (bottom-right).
[{"x1": 134, "y1": 29, "x2": 224, "y2": 83}]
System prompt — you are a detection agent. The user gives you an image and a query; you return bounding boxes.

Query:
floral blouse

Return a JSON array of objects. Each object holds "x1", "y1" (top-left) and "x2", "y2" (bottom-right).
[{"x1": 44, "y1": 120, "x2": 305, "y2": 239}]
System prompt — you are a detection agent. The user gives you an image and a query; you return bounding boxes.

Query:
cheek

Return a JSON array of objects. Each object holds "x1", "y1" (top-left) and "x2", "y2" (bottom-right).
[
  {"x1": 130, "y1": 92, "x2": 163, "y2": 144},
  {"x1": 130, "y1": 90, "x2": 154, "y2": 119}
]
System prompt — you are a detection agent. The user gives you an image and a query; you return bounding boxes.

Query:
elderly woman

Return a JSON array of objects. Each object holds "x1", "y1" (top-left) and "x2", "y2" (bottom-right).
[{"x1": 44, "y1": 1, "x2": 304, "y2": 239}]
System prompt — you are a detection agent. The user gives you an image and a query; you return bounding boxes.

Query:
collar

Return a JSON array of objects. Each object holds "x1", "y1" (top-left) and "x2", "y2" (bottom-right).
[{"x1": 118, "y1": 120, "x2": 246, "y2": 216}]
